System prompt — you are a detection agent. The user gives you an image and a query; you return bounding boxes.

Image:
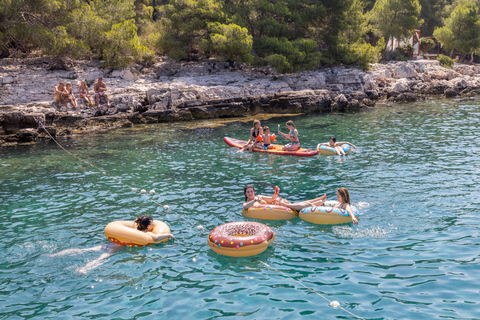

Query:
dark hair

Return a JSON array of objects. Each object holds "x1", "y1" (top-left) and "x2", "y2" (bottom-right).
[
  {"x1": 337, "y1": 187, "x2": 351, "y2": 205},
  {"x1": 135, "y1": 215, "x2": 153, "y2": 231},
  {"x1": 286, "y1": 120, "x2": 295, "y2": 128},
  {"x1": 330, "y1": 136, "x2": 336, "y2": 143},
  {"x1": 244, "y1": 185, "x2": 255, "y2": 201}
]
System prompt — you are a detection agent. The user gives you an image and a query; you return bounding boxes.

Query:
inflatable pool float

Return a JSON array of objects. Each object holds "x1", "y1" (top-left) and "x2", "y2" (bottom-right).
[
  {"x1": 242, "y1": 203, "x2": 298, "y2": 220},
  {"x1": 104, "y1": 220, "x2": 171, "y2": 247},
  {"x1": 316, "y1": 144, "x2": 351, "y2": 155},
  {"x1": 299, "y1": 201, "x2": 359, "y2": 225},
  {"x1": 224, "y1": 137, "x2": 318, "y2": 157},
  {"x1": 208, "y1": 221, "x2": 275, "y2": 257}
]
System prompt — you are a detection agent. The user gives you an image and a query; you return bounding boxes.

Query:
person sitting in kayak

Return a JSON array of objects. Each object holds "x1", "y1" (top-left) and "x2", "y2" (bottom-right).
[
  {"x1": 317, "y1": 137, "x2": 358, "y2": 155},
  {"x1": 278, "y1": 120, "x2": 300, "y2": 151},
  {"x1": 241, "y1": 120, "x2": 264, "y2": 152}
]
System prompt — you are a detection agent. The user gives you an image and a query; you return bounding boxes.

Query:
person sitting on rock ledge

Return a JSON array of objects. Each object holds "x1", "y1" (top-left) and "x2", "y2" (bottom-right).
[
  {"x1": 94, "y1": 76, "x2": 110, "y2": 108},
  {"x1": 54, "y1": 82, "x2": 68, "y2": 108},
  {"x1": 78, "y1": 80, "x2": 94, "y2": 107},
  {"x1": 65, "y1": 82, "x2": 77, "y2": 109}
]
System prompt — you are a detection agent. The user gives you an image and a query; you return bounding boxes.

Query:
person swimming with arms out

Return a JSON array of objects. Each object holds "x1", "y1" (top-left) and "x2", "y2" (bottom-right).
[
  {"x1": 317, "y1": 137, "x2": 358, "y2": 156},
  {"x1": 278, "y1": 120, "x2": 300, "y2": 151},
  {"x1": 241, "y1": 119, "x2": 264, "y2": 152}
]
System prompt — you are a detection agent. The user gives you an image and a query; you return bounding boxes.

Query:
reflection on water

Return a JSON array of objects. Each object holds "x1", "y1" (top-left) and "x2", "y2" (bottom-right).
[{"x1": 1, "y1": 99, "x2": 480, "y2": 319}]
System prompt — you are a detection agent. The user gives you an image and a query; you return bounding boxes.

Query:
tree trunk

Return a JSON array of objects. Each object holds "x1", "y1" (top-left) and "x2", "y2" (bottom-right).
[
  {"x1": 471, "y1": 52, "x2": 474, "y2": 64},
  {"x1": 449, "y1": 48, "x2": 454, "y2": 58}
]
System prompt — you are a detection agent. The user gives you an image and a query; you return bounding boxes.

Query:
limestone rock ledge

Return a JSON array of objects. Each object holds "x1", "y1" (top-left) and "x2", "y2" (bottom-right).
[{"x1": 1, "y1": 57, "x2": 480, "y2": 146}]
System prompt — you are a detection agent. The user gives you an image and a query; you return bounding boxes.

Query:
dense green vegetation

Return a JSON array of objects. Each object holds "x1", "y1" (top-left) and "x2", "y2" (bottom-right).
[{"x1": 1, "y1": 0, "x2": 480, "y2": 71}]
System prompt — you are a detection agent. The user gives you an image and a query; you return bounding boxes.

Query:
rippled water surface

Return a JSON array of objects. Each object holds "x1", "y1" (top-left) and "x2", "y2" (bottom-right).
[{"x1": 1, "y1": 98, "x2": 480, "y2": 319}]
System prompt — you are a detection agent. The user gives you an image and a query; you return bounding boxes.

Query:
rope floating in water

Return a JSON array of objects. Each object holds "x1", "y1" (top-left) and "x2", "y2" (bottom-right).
[
  {"x1": 256, "y1": 259, "x2": 365, "y2": 320},
  {"x1": 38, "y1": 124, "x2": 202, "y2": 229}
]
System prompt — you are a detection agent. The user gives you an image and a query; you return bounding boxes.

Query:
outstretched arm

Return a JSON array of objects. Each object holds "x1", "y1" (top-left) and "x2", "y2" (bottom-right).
[
  {"x1": 148, "y1": 232, "x2": 175, "y2": 241},
  {"x1": 243, "y1": 197, "x2": 259, "y2": 210},
  {"x1": 345, "y1": 204, "x2": 359, "y2": 225},
  {"x1": 336, "y1": 142, "x2": 357, "y2": 150}
]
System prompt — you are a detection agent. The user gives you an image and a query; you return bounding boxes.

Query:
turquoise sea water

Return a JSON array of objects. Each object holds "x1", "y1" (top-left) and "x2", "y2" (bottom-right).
[{"x1": 1, "y1": 98, "x2": 480, "y2": 319}]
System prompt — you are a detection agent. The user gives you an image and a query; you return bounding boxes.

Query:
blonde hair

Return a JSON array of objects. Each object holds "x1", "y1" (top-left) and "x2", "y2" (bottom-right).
[
  {"x1": 286, "y1": 120, "x2": 295, "y2": 128},
  {"x1": 263, "y1": 126, "x2": 270, "y2": 132},
  {"x1": 253, "y1": 120, "x2": 261, "y2": 127},
  {"x1": 337, "y1": 187, "x2": 351, "y2": 205}
]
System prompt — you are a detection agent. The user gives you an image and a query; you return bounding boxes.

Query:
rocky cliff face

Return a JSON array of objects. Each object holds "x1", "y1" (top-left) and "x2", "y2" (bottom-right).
[{"x1": 2, "y1": 57, "x2": 480, "y2": 146}]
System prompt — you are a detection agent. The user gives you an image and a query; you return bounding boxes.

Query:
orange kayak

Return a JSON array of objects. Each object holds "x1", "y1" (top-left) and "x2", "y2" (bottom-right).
[{"x1": 224, "y1": 137, "x2": 318, "y2": 157}]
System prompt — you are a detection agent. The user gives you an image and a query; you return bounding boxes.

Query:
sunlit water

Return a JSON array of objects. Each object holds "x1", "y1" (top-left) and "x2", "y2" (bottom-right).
[{"x1": 1, "y1": 98, "x2": 480, "y2": 319}]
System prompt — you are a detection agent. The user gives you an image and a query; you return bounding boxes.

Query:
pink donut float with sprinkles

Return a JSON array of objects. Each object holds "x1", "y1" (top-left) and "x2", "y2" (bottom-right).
[
  {"x1": 242, "y1": 202, "x2": 298, "y2": 220},
  {"x1": 208, "y1": 221, "x2": 275, "y2": 257}
]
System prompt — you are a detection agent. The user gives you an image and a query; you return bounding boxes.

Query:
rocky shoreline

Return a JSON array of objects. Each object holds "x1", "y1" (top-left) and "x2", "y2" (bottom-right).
[{"x1": 1, "y1": 57, "x2": 480, "y2": 147}]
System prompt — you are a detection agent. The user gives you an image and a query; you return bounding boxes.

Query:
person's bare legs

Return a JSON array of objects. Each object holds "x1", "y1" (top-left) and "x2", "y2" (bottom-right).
[
  {"x1": 278, "y1": 199, "x2": 311, "y2": 211},
  {"x1": 104, "y1": 93, "x2": 110, "y2": 107},
  {"x1": 283, "y1": 143, "x2": 300, "y2": 151},
  {"x1": 307, "y1": 194, "x2": 327, "y2": 203}
]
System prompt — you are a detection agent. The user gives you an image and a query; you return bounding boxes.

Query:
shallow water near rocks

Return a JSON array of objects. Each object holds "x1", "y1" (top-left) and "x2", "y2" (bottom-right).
[{"x1": 1, "y1": 98, "x2": 480, "y2": 319}]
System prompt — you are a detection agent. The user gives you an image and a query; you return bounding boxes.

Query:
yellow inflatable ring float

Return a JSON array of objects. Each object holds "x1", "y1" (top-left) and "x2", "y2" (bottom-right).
[
  {"x1": 208, "y1": 221, "x2": 275, "y2": 257},
  {"x1": 299, "y1": 201, "x2": 360, "y2": 225},
  {"x1": 104, "y1": 220, "x2": 170, "y2": 247},
  {"x1": 317, "y1": 144, "x2": 351, "y2": 155},
  {"x1": 242, "y1": 203, "x2": 298, "y2": 220}
]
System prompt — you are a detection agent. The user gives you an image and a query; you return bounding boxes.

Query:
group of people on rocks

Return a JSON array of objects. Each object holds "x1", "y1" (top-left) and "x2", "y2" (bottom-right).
[{"x1": 54, "y1": 76, "x2": 110, "y2": 109}]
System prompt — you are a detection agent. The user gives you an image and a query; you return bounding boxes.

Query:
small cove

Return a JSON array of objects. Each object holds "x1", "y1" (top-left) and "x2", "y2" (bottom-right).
[{"x1": 1, "y1": 98, "x2": 479, "y2": 319}]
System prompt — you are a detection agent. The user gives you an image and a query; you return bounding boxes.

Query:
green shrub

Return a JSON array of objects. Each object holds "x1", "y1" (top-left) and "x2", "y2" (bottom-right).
[
  {"x1": 265, "y1": 54, "x2": 293, "y2": 73},
  {"x1": 254, "y1": 36, "x2": 322, "y2": 73},
  {"x1": 396, "y1": 44, "x2": 414, "y2": 58},
  {"x1": 437, "y1": 54, "x2": 454, "y2": 68},
  {"x1": 351, "y1": 40, "x2": 383, "y2": 70},
  {"x1": 41, "y1": 26, "x2": 89, "y2": 59},
  {"x1": 390, "y1": 50, "x2": 407, "y2": 61},
  {"x1": 201, "y1": 23, "x2": 253, "y2": 63},
  {"x1": 419, "y1": 38, "x2": 435, "y2": 53},
  {"x1": 103, "y1": 19, "x2": 154, "y2": 68}
]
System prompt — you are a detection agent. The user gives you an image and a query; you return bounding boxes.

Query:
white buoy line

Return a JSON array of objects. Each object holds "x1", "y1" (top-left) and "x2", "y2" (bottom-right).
[
  {"x1": 256, "y1": 259, "x2": 364, "y2": 319},
  {"x1": 38, "y1": 124, "x2": 203, "y2": 231}
]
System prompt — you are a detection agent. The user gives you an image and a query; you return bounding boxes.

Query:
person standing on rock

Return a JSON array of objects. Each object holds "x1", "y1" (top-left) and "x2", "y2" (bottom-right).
[
  {"x1": 78, "y1": 80, "x2": 94, "y2": 107},
  {"x1": 54, "y1": 82, "x2": 69, "y2": 108},
  {"x1": 94, "y1": 76, "x2": 110, "y2": 108}
]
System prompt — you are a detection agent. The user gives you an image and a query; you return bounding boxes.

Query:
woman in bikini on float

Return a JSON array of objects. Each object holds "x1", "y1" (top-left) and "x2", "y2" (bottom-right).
[{"x1": 243, "y1": 185, "x2": 327, "y2": 211}]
